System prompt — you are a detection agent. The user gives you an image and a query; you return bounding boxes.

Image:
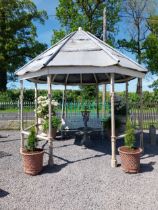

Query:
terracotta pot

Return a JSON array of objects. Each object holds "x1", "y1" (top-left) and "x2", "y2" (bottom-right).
[
  {"x1": 21, "y1": 149, "x2": 44, "y2": 175},
  {"x1": 118, "y1": 146, "x2": 143, "y2": 173}
]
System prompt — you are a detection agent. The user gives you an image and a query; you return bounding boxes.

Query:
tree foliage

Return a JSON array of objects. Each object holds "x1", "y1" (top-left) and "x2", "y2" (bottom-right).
[
  {"x1": 142, "y1": 16, "x2": 158, "y2": 90},
  {"x1": 52, "y1": 0, "x2": 122, "y2": 45},
  {"x1": 51, "y1": 0, "x2": 122, "y2": 99},
  {"x1": 118, "y1": 0, "x2": 157, "y2": 63},
  {"x1": 118, "y1": 0, "x2": 157, "y2": 92},
  {"x1": 0, "y1": 0, "x2": 48, "y2": 90},
  {"x1": 144, "y1": 16, "x2": 158, "y2": 73}
]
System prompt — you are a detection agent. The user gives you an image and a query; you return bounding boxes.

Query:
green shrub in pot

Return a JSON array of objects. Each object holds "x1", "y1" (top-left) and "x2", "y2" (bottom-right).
[
  {"x1": 124, "y1": 119, "x2": 136, "y2": 149},
  {"x1": 43, "y1": 116, "x2": 61, "y2": 132}
]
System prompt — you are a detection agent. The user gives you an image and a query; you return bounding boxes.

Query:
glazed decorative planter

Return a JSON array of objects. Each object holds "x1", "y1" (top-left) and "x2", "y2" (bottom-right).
[
  {"x1": 21, "y1": 149, "x2": 44, "y2": 175},
  {"x1": 52, "y1": 128, "x2": 57, "y2": 139},
  {"x1": 118, "y1": 146, "x2": 143, "y2": 173},
  {"x1": 47, "y1": 128, "x2": 57, "y2": 139}
]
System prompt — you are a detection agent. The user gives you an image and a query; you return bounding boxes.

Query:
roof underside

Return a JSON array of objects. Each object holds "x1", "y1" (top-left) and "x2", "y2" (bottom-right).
[{"x1": 16, "y1": 28, "x2": 147, "y2": 85}]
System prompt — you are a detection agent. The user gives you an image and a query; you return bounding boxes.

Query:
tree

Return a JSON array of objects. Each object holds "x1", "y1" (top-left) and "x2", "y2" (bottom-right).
[
  {"x1": 143, "y1": 16, "x2": 158, "y2": 90},
  {"x1": 143, "y1": 16, "x2": 158, "y2": 74},
  {"x1": 0, "y1": 0, "x2": 48, "y2": 91},
  {"x1": 52, "y1": 0, "x2": 122, "y2": 45},
  {"x1": 52, "y1": 0, "x2": 122, "y2": 100},
  {"x1": 118, "y1": 0, "x2": 157, "y2": 92}
]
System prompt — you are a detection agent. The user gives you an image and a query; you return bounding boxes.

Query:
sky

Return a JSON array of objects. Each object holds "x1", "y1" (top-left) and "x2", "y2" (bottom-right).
[{"x1": 9, "y1": 0, "x2": 157, "y2": 92}]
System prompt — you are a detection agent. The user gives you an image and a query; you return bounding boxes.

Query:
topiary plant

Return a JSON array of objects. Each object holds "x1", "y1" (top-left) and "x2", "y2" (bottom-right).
[
  {"x1": 26, "y1": 127, "x2": 37, "y2": 151},
  {"x1": 43, "y1": 116, "x2": 61, "y2": 132},
  {"x1": 124, "y1": 119, "x2": 136, "y2": 149}
]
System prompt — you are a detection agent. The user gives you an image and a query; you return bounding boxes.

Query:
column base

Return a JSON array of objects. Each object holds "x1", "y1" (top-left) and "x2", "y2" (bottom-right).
[
  {"x1": 48, "y1": 157, "x2": 54, "y2": 166},
  {"x1": 111, "y1": 159, "x2": 117, "y2": 168}
]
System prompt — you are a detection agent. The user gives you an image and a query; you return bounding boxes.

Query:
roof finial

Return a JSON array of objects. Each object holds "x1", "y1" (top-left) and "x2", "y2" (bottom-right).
[{"x1": 78, "y1": 27, "x2": 82, "y2": 31}]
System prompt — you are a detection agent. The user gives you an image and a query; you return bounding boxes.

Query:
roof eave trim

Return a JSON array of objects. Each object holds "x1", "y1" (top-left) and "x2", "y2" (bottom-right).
[
  {"x1": 15, "y1": 31, "x2": 76, "y2": 75},
  {"x1": 18, "y1": 65, "x2": 146, "y2": 81}
]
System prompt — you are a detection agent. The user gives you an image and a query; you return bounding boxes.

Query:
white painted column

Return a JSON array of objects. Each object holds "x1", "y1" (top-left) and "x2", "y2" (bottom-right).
[
  {"x1": 96, "y1": 84, "x2": 99, "y2": 118},
  {"x1": 140, "y1": 78, "x2": 143, "y2": 149},
  {"x1": 35, "y1": 82, "x2": 38, "y2": 134},
  {"x1": 61, "y1": 88, "x2": 65, "y2": 119},
  {"x1": 110, "y1": 73, "x2": 117, "y2": 167},
  {"x1": 102, "y1": 7, "x2": 107, "y2": 118},
  {"x1": 64, "y1": 84, "x2": 67, "y2": 120},
  {"x1": 126, "y1": 81, "x2": 129, "y2": 120},
  {"x1": 20, "y1": 80, "x2": 24, "y2": 150},
  {"x1": 61, "y1": 84, "x2": 67, "y2": 120},
  {"x1": 47, "y1": 75, "x2": 54, "y2": 166},
  {"x1": 102, "y1": 84, "x2": 106, "y2": 117}
]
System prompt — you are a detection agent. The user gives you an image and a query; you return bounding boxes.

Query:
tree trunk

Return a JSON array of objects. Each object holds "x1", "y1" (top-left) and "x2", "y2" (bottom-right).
[{"x1": 0, "y1": 69, "x2": 7, "y2": 91}]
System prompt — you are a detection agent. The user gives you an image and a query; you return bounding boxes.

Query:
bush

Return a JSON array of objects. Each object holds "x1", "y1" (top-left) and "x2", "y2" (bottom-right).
[
  {"x1": 25, "y1": 128, "x2": 37, "y2": 151},
  {"x1": 43, "y1": 116, "x2": 61, "y2": 132},
  {"x1": 124, "y1": 119, "x2": 135, "y2": 149}
]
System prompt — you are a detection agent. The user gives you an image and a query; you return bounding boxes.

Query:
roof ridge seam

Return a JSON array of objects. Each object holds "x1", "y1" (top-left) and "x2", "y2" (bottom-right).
[
  {"x1": 15, "y1": 31, "x2": 75, "y2": 74},
  {"x1": 87, "y1": 31, "x2": 147, "y2": 72},
  {"x1": 85, "y1": 31, "x2": 119, "y2": 63},
  {"x1": 43, "y1": 31, "x2": 76, "y2": 67}
]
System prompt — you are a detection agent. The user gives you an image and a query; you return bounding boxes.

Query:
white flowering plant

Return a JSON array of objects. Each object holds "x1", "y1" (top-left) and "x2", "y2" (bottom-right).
[{"x1": 36, "y1": 96, "x2": 59, "y2": 119}]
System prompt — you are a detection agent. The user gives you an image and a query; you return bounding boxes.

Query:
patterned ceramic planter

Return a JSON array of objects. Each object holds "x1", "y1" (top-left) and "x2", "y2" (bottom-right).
[
  {"x1": 118, "y1": 146, "x2": 143, "y2": 173},
  {"x1": 21, "y1": 149, "x2": 44, "y2": 175}
]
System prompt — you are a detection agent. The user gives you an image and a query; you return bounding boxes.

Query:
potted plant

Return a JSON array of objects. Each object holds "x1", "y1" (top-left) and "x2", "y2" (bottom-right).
[
  {"x1": 20, "y1": 128, "x2": 44, "y2": 175},
  {"x1": 43, "y1": 115, "x2": 61, "y2": 138},
  {"x1": 118, "y1": 119, "x2": 143, "y2": 173},
  {"x1": 36, "y1": 96, "x2": 59, "y2": 131}
]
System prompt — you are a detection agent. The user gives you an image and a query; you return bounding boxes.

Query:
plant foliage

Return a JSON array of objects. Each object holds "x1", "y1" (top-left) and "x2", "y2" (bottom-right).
[
  {"x1": 124, "y1": 119, "x2": 136, "y2": 149},
  {"x1": 52, "y1": 0, "x2": 121, "y2": 45},
  {"x1": 43, "y1": 116, "x2": 61, "y2": 132},
  {"x1": 26, "y1": 127, "x2": 37, "y2": 151},
  {"x1": 0, "y1": 0, "x2": 48, "y2": 90}
]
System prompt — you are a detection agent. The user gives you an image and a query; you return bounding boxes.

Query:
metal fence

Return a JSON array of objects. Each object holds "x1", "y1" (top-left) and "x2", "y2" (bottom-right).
[
  {"x1": 129, "y1": 102, "x2": 158, "y2": 129},
  {"x1": 0, "y1": 101, "x2": 34, "y2": 129},
  {"x1": 0, "y1": 101, "x2": 110, "y2": 130},
  {"x1": 0, "y1": 100, "x2": 158, "y2": 130}
]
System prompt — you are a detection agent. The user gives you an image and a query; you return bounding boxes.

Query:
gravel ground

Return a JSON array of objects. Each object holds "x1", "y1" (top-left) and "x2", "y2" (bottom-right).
[{"x1": 0, "y1": 130, "x2": 158, "y2": 210}]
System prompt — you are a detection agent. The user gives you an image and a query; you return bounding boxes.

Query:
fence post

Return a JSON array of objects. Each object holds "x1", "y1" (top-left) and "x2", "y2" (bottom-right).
[
  {"x1": 18, "y1": 99, "x2": 20, "y2": 130},
  {"x1": 150, "y1": 125, "x2": 156, "y2": 145},
  {"x1": 139, "y1": 78, "x2": 144, "y2": 149},
  {"x1": 20, "y1": 80, "x2": 24, "y2": 151}
]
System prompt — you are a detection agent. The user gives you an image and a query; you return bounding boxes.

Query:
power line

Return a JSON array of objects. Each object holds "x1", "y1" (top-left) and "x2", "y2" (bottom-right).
[{"x1": 0, "y1": 13, "x2": 158, "y2": 21}]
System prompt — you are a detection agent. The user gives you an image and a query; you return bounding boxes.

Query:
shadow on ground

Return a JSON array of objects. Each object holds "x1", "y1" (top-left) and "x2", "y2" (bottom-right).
[
  {"x1": 0, "y1": 151, "x2": 12, "y2": 159},
  {"x1": 0, "y1": 139, "x2": 20, "y2": 143},
  {"x1": 41, "y1": 163, "x2": 68, "y2": 174},
  {"x1": 48, "y1": 132, "x2": 158, "y2": 173},
  {"x1": 42, "y1": 151, "x2": 106, "y2": 175},
  {"x1": 140, "y1": 161, "x2": 156, "y2": 173},
  {"x1": 0, "y1": 189, "x2": 9, "y2": 198}
]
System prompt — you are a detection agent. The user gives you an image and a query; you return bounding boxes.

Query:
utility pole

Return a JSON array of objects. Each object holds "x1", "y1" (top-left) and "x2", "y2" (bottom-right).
[
  {"x1": 102, "y1": 7, "x2": 107, "y2": 117},
  {"x1": 103, "y1": 7, "x2": 107, "y2": 42}
]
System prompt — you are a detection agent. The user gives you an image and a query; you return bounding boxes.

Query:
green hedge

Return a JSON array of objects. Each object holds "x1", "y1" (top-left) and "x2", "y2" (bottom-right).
[{"x1": 0, "y1": 89, "x2": 158, "y2": 104}]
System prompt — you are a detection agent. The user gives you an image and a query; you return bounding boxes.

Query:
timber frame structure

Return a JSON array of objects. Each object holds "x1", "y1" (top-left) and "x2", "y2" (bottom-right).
[{"x1": 16, "y1": 28, "x2": 147, "y2": 167}]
